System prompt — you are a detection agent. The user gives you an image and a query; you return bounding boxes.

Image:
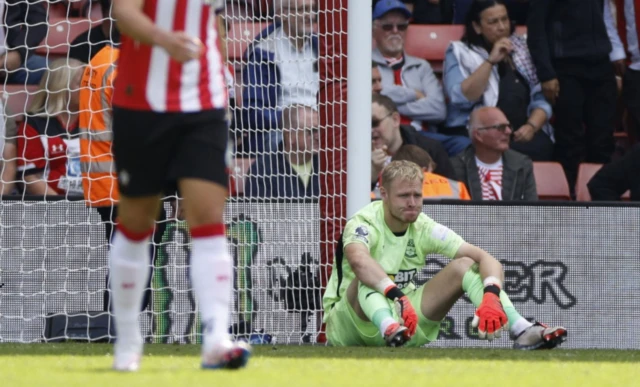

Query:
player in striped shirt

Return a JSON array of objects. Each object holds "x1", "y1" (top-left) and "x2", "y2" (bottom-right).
[{"x1": 108, "y1": 0, "x2": 249, "y2": 372}]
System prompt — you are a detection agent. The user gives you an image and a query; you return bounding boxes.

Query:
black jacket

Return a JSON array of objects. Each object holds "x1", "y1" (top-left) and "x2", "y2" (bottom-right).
[
  {"x1": 451, "y1": 146, "x2": 538, "y2": 201},
  {"x1": 399, "y1": 125, "x2": 455, "y2": 179},
  {"x1": 588, "y1": 144, "x2": 640, "y2": 201},
  {"x1": 5, "y1": 0, "x2": 47, "y2": 65},
  {"x1": 527, "y1": 0, "x2": 612, "y2": 82},
  {"x1": 245, "y1": 151, "x2": 320, "y2": 199}
]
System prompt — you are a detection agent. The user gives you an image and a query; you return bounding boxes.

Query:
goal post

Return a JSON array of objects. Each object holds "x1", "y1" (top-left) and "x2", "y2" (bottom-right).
[{"x1": 0, "y1": 0, "x2": 362, "y2": 344}]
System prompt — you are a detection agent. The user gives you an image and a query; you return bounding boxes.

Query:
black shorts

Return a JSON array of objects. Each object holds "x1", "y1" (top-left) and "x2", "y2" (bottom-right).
[{"x1": 112, "y1": 107, "x2": 229, "y2": 197}]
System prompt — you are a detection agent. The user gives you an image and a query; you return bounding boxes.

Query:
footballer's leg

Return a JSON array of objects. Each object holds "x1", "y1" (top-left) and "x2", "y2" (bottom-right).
[
  {"x1": 345, "y1": 279, "x2": 409, "y2": 347},
  {"x1": 458, "y1": 261, "x2": 567, "y2": 349},
  {"x1": 419, "y1": 257, "x2": 475, "y2": 322},
  {"x1": 110, "y1": 195, "x2": 162, "y2": 372},
  {"x1": 177, "y1": 110, "x2": 250, "y2": 369},
  {"x1": 110, "y1": 108, "x2": 173, "y2": 372}
]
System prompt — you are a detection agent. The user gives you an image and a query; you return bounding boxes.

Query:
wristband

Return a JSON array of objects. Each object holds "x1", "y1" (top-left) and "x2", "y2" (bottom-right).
[
  {"x1": 485, "y1": 59, "x2": 497, "y2": 66},
  {"x1": 525, "y1": 121, "x2": 538, "y2": 131},
  {"x1": 384, "y1": 286, "x2": 405, "y2": 301},
  {"x1": 374, "y1": 277, "x2": 395, "y2": 294},
  {"x1": 483, "y1": 276, "x2": 502, "y2": 288},
  {"x1": 483, "y1": 284, "x2": 501, "y2": 297}
]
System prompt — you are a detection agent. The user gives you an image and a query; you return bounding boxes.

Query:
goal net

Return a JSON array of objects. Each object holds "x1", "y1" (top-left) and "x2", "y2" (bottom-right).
[{"x1": 0, "y1": 0, "x2": 348, "y2": 344}]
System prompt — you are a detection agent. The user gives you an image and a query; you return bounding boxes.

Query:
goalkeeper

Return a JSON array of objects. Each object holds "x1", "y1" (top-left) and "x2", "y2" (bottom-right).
[{"x1": 323, "y1": 160, "x2": 567, "y2": 349}]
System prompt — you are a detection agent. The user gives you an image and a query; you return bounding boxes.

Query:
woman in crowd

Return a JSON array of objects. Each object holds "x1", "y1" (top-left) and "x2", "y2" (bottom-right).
[
  {"x1": 17, "y1": 58, "x2": 85, "y2": 196},
  {"x1": 443, "y1": 0, "x2": 553, "y2": 161}
]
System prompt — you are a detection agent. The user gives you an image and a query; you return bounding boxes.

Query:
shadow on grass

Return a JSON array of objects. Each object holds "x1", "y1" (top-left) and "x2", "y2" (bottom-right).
[{"x1": 1, "y1": 343, "x2": 640, "y2": 362}]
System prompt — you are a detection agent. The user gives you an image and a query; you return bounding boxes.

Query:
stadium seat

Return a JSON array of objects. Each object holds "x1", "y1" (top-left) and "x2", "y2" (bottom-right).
[
  {"x1": 36, "y1": 17, "x2": 96, "y2": 58},
  {"x1": 229, "y1": 158, "x2": 255, "y2": 196},
  {"x1": 404, "y1": 25, "x2": 463, "y2": 73},
  {"x1": 227, "y1": 22, "x2": 268, "y2": 62},
  {"x1": 575, "y1": 163, "x2": 631, "y2": 201},
  {"x1": 401, "y1": 25, "x2": 528, "y2": 74},
  {"x1": 532, "y1": 162, "x2": 572, "y2": 201},
  {"x1": 1, "y1": 85, "x2": 40, "y2": 122}
]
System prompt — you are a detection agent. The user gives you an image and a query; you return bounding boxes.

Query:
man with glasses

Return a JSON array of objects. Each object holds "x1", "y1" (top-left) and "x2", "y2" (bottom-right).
[
  {"x1": 371, "y1": 94, "x2": 455, "y2": 193},
  {"x1": 451, "y1": 106, "x2": 537, "y2": 201},
  {"x1": 372, "y1": 0, "x2": 471, "y2": 157},
  {"x1": 245, "y1": 105, "x2": 320, "y2": 198}
]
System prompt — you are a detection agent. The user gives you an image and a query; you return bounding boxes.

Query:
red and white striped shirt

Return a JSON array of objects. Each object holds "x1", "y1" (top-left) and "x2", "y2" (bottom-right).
[
  {"x1": 476, "y1": 158, "x2": 503, "y2": 201},
  {"x1": 113, "y1": 0, "x2": 227, "y2": 113}
]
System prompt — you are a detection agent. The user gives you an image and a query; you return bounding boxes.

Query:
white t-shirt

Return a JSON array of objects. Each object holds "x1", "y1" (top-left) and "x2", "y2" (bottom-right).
[{"x1": 475, "y1": 157, "x2": 503, "y2": 201}]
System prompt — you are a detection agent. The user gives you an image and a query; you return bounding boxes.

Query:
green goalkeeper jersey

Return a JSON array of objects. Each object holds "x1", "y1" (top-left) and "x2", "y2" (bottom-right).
[{"x1": 322, "y1": 201, "x2": 465, "y2": 315}]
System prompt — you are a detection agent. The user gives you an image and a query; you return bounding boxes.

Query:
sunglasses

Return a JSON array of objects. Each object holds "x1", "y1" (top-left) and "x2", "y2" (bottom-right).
[
  {"x1": 475, "y1": 123, "x2": 512, "y2": 133},
  {"x1": 372, "y1": 112, "x2": 393, "y2": 128},
  {"x1": 379, "y1": 23, "x2": 409, "y2": 32}
]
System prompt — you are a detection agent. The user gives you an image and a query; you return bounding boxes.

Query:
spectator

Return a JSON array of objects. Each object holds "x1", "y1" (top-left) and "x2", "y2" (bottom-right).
[
  {"x1": 4, "y1": 0, "x2": 49, "y2": 85},
  {"x1": 605, "y1": 0, "x2": 640, "y2": 142},
  {"x1": 69, "y1": 0, "x2": 121, "y2": 63},
  {"x1": 451, "y1": 106, "x2": 537, "y2": 200},
  {"x1": 245, "y1": 104, "x2": 320, "y2": 198},
  {"x1": 0, "y1": 104, "x2": 18, "y2": 195},
  {"x1": 239, "y1": 0, "x2": 318, "y2": 154},
  {"x1": 372, "y1": 0, "x2": 471, "y2": 157},
  {"x1": 391, "y1": 144, "x2": 471, "y2": 200},
  {"x1": 16, "y1": 58, "x2": 85, "y2": 196},
  {"x1": 372, "y1": 62, "x2": 383, "y2": 94},
  {"x1": 527, "y1": 0, "x2": 617, "y2": 191},
  {"x1": 371, "y1": 93, "x2": 455, "y2": 187},
  {"x1": 443, "y1": 0, "x2": 553, "y2": 161},
  {"x1": 587, "y1": 143, "x2": 640, "y2": 201}
]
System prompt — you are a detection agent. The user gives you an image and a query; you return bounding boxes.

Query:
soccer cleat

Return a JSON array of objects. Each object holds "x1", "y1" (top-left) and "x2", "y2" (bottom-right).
[
  {"x1": 112, "y1": 351, "x2": 141, "y2": 372},
  {"x1": 201, "y1": 340, "x2": 252, "y2": 370},
  {"x1": 511, "y1": 321, "x2": 567, "y2": 350},
  {"x1": 383, "y1": 322, "x2": 410, "y2": 347}
]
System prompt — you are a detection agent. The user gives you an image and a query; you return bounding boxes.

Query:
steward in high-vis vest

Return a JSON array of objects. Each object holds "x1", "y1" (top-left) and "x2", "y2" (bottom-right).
[{"x1": 79, "y1": 44, "x2": 119, "y2": 209}]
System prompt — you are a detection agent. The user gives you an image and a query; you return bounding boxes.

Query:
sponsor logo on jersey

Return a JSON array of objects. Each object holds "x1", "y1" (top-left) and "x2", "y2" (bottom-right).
[
  {"x1": 405, "y1": 239, "x2": 417, "y2": 258},
  {"x1": 394, "y1": 269, "x2": 417, "y2": 289},
  {"x1": 353, "y1": 225, "x2": 369, "y2": 243}
]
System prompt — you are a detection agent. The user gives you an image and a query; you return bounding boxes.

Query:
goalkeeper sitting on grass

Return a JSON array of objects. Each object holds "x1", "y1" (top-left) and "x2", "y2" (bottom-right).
[{"x1": 323, "y1": 160, "x2": 567, "y2": 349}]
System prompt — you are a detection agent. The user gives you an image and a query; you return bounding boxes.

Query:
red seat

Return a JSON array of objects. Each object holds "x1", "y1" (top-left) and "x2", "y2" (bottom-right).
[
  {"x1": 575, "y1": 163, "x2": 631, "y2": 201},
  {"x1": 404, "y1": 25, "x2": 463, "y2": 73},
  {"x1": 532, "y1": 162, "x2": 572, "y2": 201},
  {"x1": 402, "y1": 25, "x2": 528, "y2": 73},
  {"x1": 228, "y1": 158, "x2": 255, "y2": 196},
  {"x1": 36, "y1": 17, "x2": 96, "y2": 57},
  {"x1": 1, "y1": 85, "x2": 41, "y2": 122}
]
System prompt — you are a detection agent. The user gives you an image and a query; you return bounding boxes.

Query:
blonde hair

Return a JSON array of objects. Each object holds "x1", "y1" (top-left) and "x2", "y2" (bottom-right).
[
  {"x1": 28, "y1": 58, "x2": 85, "y2": 116},
  {"x1": 381, "y1": 160, "x2": 423, "y2": 190}
]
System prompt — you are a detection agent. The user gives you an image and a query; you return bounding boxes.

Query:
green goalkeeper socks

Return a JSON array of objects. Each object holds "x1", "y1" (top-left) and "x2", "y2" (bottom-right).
[
  {"x1": 461, "y1": 266, "x2": 524, "y2": 330},
  {"x1": 357, "y1": 282, "x2": 395, "y2": 333}
]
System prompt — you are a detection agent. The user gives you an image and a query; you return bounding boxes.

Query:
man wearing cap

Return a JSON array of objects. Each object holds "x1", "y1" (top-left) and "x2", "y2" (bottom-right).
[{"x1": 372, "y1": 0, "x2": 471, "y2": 157}]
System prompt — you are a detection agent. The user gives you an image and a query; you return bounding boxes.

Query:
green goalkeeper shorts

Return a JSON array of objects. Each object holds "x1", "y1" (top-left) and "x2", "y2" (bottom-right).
[{"x1": 325, "y1": 284, "x2": 441, "y2": 347}]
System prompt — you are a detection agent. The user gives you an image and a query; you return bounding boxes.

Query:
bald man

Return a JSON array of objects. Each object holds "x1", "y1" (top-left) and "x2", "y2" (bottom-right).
[{"x1": 451, "y1": 107, "x2": 537, "y2": 201}]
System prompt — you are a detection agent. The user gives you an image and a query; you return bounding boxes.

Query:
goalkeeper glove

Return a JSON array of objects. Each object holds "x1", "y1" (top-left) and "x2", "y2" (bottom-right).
[
  {"x1": 384, "y1": 285, "x2": 418, "y2": 336},
  {"x1": 471, "y1": 284, "x2": 507, "y2": 341}
]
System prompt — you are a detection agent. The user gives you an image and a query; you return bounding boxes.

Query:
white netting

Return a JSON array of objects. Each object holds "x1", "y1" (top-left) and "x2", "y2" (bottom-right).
[{"x1": 0, "y1": 0, "x2": 346, "y2": 344}]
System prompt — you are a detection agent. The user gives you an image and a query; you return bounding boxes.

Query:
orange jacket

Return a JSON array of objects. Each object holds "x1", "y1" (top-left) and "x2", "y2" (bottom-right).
[
  {"x1": 371, "y1": 172, "x2": 470, "y2": 200},
  {"x1": 422, "y1": 172, "x2": 470, "y2": 200},
  {"x1": 79, "y1": 45, "x2": 119, "y2": 207}
]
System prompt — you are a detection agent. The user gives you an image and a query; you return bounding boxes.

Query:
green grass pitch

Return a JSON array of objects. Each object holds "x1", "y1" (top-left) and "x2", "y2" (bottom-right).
[{"x1": 1, "y1": 343, "x2": 638, "y2": 387}]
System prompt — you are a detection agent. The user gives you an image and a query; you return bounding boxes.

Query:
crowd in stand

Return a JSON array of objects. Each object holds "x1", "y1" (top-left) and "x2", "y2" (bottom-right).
[{"x1": 0, "y1": 0, "x2": 638, "y2": 204}]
